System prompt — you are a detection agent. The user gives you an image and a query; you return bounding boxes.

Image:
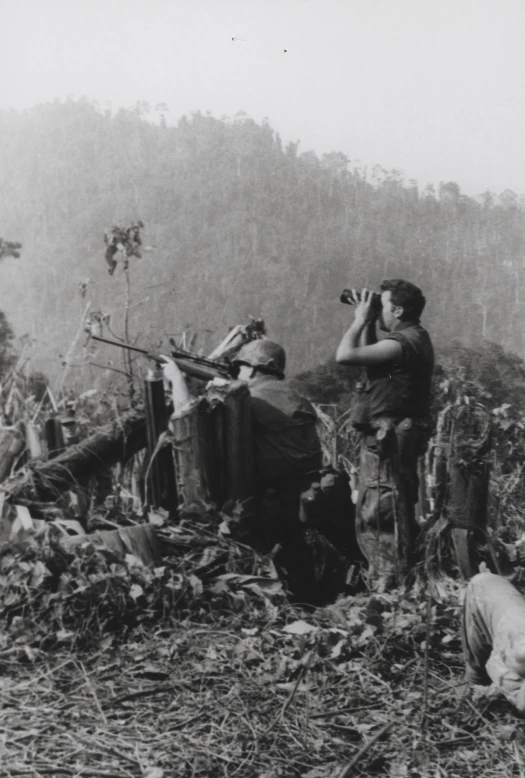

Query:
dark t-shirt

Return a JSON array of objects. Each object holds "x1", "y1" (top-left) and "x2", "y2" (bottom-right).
[
  {"x1": 249, "y1": 375, "x2": 323, "y2": 485},
  {"x1": 365, "y1": 321, "x2": 434, "y2": 421}
]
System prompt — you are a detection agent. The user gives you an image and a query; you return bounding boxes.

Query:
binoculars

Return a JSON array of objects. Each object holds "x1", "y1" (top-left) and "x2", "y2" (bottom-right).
[{"x1": 340, "y1": 289, "x2": 382, "y2": 311}]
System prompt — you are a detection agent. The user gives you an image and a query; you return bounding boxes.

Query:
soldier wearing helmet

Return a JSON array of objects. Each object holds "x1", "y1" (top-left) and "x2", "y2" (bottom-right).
[
  {"x1": 162, "y1": 338, "x2": 356, "y2": 602},
  {"x1": 233, "y1": 339, "x2": 286, "y2": 380},
  {"x1": 162, "y1": 337, "x2": 322, "y2": 540},
  {"x1": 231, "y1": 339, "x2": 322, "y2": 497}
]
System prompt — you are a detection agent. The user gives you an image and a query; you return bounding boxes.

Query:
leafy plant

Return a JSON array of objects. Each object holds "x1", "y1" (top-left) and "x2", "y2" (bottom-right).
[{"x1": 103, "y1": 221, "x2": 144, "y2": 275}]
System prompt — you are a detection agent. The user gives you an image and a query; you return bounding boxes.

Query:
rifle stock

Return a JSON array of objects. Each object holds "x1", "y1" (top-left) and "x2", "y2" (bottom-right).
[{"x1": 90, "y1": 335, "x2": 231, "y2": 381}]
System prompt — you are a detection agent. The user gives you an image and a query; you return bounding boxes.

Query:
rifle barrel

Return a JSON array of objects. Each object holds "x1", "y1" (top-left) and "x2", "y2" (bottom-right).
[
  {"x1": 91, "y1": 335, "x2": 152, "y2": 356},
  {"x1": 90, "y1": 334, "x2": 229, "y2": 380}
]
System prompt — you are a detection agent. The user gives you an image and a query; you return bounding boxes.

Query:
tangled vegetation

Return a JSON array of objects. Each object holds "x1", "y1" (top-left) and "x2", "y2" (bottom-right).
[
  {"x1": 1, "y1": 520, "x2": 523, "y2": 778},
  {"x1": 2, "y1": 340, "x2": 525, "y2": 776}
]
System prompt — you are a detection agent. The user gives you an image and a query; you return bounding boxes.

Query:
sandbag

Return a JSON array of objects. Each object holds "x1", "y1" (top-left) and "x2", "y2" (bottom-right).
[{"x1": 169, "y1": 380, "x2": 254, "y2": 516}]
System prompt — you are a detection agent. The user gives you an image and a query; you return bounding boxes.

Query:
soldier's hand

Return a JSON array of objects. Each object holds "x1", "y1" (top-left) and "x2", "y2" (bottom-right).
[
  {"x1": 354, "y1": 288, "x2": 379, "y2": 325},
  {"x1": 159, "y1": 355, "x2": 182, "y2": 383}
]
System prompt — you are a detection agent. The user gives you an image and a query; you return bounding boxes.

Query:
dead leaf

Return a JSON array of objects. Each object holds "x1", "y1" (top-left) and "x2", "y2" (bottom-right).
[
  {"x1": 497, "y1": 723, "x2": 516, "y2": 741},
  {"x1": 30, "y1": 561, "x2": 50, "y2": 588},
  {"x1": 56, "y1": 630, "x2": 74, "y2": 642},
  {"x1": 143, "y1": 769, "x2": 164, "y2": 778},
  {"x1": 135, "y1": 664, "x2": 169, "y2": 681},
  {"x1": 330, "y1": 639, "x2": 346, "y2": 659},
  {"x1": 456, "y1": 749, "x2": 478, "y2": 762},
  {"x1": 356, "y1": 624, "x2": 377, "y2": 645},
  {"x1": 189, "y1": 574, "x2": 203, "y2": 596},
  {"x1": 148, "y1": 511, "x2": 167, "y2": 527},
  {"x1": 276, "y1": 681, "x2": 309, "y2": 692},
  {"x1": 389, "y1": 760, "x2": 409, "y2": 778},
  {"x1": 283, "y1": 620, "x2": 318, "y2": 635},
  {"x1": 129, "y1": 584, "x2": 144, "y2": 601},
  {"x1": 245, "y1": 582, "x2": 280, "y2": 600},
  {"x1": 125, "y1": 553, "x2": 144, "y2": 568},
  {"x1": 100, "y1": 636, "x2": 113, "y2": 651},
  {"x1": 244, "y1": 578, "x2": 283, "y2": 594}
]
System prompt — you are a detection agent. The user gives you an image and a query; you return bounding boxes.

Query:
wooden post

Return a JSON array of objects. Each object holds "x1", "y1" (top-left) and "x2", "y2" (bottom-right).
[
  {"x1": 0, "y1": 426, "x2": 25, "y2": 483},
  {"x1": 448, "y1": 405, "x2": 492, "y2": 579},
  {"x1": 143, "y1": 368, "x2": 177, "y2": 512},
  {"x1": 45, "y1": 418, "x2": 65, "y2": 459},
  {"x1": 415, "y1": 455, "x2": 427, "y2": 524},
  {"x1": 428, "y1": 406, "x2": 452, "y2": 519}
]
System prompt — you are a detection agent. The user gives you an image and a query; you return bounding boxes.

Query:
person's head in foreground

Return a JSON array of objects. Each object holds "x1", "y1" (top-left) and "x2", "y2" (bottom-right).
[{"x1": 232, "y1": 339, "x2": 286, "y2": 384}]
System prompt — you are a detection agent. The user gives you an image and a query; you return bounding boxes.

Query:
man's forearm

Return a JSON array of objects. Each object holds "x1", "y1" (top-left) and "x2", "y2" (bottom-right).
[
  {"x1": 337, "y1": 318, "x2": 378, "y2": 359},
  {"x1": 336, "y1": 317, "x2": 401, "y2": 367},
  {"x1": 359, "y1": 321, "x2": 377, "y2": 346},
  {"x1": 336, "y1": 320, "x2": 367, "y2": 362}
]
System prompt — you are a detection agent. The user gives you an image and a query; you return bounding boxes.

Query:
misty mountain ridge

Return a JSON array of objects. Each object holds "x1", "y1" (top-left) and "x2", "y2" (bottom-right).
[{"x1": 0, "y1": 98, "x2": 524, "y2": 392}]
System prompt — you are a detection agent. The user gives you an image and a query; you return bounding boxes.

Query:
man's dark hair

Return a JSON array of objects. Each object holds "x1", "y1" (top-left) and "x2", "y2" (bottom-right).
[{"x1": 380, "y1": 278, "x2": 426, "y2": 320}]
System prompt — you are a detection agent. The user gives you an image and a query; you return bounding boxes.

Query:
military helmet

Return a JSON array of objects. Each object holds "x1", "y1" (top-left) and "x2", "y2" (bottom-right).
[{"x1": 233, "y1": 339, "x2": 286, "y2": 377}]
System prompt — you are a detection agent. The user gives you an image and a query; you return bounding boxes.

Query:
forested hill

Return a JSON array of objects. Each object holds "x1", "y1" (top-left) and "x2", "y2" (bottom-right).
[{"x1": 1, "y1": 98, "x2": 524, "y2": 385}]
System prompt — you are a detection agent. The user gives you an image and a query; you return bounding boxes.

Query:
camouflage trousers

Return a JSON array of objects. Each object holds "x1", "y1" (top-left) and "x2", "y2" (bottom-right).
[{"x1": 356, "y1": 418, "x2": 427, "y2": 588}]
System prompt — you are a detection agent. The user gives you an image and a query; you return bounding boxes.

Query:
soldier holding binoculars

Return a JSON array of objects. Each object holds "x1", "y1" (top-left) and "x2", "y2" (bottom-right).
[{"x1": 336, "y1": 279, "x2": 434, "y2": 587}]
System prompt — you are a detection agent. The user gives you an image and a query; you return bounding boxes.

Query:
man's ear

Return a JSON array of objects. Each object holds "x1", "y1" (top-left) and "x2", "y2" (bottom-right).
[{"x1": 393, "y1": 305, "x2": 404, "y2": 320}]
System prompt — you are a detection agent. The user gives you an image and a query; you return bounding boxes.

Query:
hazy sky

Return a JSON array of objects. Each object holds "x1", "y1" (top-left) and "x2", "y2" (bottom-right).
[{"x1": 2, "y1": 0, "x2": 524, "y2": 196}]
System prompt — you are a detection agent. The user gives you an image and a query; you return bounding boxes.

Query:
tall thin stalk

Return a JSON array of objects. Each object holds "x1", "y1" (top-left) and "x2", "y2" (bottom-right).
[{"x1": 123, "y1": 268, "x2": 135, "y2": 402}]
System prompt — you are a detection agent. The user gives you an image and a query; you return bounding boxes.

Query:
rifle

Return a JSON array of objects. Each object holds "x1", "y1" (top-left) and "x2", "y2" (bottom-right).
[{"x1": 90, "y1": 335, "x2": 232, "y2": 382}]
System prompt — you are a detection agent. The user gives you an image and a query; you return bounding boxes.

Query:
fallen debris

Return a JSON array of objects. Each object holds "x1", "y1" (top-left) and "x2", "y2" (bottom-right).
[
  {"x1": 0, "y1": 562, "x2": 519, "y2": 778},
  {"x1": 64, "y1": 524, "x2": 163, "y2": 568},
  {"x1": 0, "y1": 408, "x2": 150, "y2": 505}
]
